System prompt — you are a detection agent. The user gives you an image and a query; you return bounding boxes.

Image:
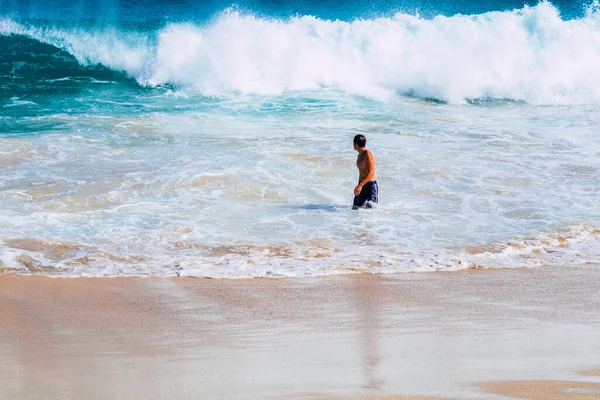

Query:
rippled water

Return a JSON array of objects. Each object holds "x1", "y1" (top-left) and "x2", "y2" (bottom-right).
[{"x1": 2, "y1": 1, "x2": 600, "y2": 277}]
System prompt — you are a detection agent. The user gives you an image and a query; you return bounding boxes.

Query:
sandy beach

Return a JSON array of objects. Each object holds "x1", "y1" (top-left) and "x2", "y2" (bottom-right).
[{"x1": 1, "y1": 265, "x2": 600, "y2": 400}]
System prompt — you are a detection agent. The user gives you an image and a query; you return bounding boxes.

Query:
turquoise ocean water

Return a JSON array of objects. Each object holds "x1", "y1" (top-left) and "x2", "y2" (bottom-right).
[{"x1": 2, "y1": 0, "x2": 600, "y2": 277}]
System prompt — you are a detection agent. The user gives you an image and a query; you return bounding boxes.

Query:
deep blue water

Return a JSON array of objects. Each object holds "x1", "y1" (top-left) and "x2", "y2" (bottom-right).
[
  {"x1": 0, "y1": 0, "x2": 595, "y2": 21},
  {"x1": 1, "y1": 0, "x2": 598, "y2": 116},
  {"x1": 2, "y1": 0, "x2": 600, "y2": 277}
]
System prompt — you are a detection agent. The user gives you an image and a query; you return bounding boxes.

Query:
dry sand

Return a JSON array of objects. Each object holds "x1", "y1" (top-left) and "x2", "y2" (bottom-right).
[{"x1": 1, "y1": 265, "x2": 600, "y2": 399}]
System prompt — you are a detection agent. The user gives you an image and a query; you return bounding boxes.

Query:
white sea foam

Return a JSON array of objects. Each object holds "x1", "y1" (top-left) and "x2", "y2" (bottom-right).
[
  {"x1": 1, "y1": 225, "x2": 599, "y2": 277},
  {"x1": 3, "y1": 2, "x2": 600, "y2": 103},
  {"x1": 3, "y1": 3, "x2": 600, "y2": 278},
  {"x1": 1, "y1": 101, "x2": 600, "y2": 278}
]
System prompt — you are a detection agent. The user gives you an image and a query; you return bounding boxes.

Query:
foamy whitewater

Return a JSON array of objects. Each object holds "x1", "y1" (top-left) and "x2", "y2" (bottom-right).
[{"x1": 1, "y1": 0, "x2": 600, "y2": 277}]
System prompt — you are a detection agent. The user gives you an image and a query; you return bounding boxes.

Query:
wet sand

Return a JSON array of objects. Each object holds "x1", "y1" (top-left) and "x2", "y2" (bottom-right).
[{"x1": 1, "y1": 265, "x2": 600, "y2": 399}]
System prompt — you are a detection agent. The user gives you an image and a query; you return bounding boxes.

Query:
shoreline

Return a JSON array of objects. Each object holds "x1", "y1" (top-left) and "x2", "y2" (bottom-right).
[
  {"x1": 2, "y1": 265, "x2": 600, "y2": 399},
  {"x1": 0, "y1": 263, "x2": 559, "y2": 280}
]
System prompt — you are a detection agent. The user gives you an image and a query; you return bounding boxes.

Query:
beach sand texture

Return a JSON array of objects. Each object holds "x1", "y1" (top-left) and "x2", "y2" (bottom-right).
[{"x1": 1, "y1": 265, "x2": 600, "y2": 399}]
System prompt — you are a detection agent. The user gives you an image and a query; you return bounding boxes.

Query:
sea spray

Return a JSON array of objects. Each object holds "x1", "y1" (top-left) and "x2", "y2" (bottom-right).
[
  {"x1": 2, "y1": 2, "x2": 600, "y2": 103},
  {"x1": 3, "y1": 1, "x2": 600, "y2": 277}
]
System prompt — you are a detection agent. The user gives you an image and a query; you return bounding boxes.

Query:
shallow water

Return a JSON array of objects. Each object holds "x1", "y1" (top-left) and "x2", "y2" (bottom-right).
[{"x1": 2, "y1": 1, "x2": 600, "y2": 277}]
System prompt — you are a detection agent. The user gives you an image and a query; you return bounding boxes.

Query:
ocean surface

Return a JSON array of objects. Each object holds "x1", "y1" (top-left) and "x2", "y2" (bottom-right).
[{"x1": 2, "y1": 0, "x2": 600, "y2": 277}]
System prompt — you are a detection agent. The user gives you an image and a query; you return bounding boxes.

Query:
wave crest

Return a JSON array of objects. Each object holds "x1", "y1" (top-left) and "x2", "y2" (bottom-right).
[
  {"x1": 3, "y1": 2, "x2": 600, "y2": 103},
  {"x1": 0, "y1": 34, "x2": 129, "y2": 95}
]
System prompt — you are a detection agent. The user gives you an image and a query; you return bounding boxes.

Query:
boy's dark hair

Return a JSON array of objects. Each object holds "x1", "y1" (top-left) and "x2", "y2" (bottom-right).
[{"x1": 353, "y1": 134, "x2": 367, "y2": 148}]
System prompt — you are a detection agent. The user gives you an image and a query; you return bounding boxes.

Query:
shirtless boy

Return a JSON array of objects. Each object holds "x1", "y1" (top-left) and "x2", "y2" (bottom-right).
[{"x1": 352, "y1": 134, "x2": 378, "y2": 210}]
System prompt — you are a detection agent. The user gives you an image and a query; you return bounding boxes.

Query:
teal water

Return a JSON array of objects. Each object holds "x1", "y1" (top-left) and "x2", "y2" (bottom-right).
[{"x1": 1, "y1": 1, "x2": 600, "y2": 277}]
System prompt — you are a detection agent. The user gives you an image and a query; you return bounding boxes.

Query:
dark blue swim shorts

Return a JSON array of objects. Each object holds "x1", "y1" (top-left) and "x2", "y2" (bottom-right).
[{"x1": 353, "y1": 181, "x2": 378, "y2": 209}]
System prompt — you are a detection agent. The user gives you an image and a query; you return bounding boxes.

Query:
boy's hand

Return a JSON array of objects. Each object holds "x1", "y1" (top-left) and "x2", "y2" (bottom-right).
[{"x1": 354, "y1": 185, "x2": 362, "y2": 196}]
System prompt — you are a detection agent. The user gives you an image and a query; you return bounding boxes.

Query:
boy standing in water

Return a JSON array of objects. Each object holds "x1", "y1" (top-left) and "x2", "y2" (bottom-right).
[{"x1": 353, "y1": 134, "x2": 378, "y2": 210}]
